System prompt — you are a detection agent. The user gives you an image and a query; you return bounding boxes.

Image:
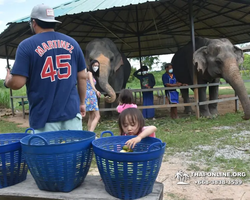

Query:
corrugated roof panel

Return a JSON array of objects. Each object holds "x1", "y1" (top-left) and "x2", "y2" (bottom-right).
[
  {"x1": 2, "y1": 0, "x2": 250, "y2": 59},
  {"x1": 13, "y1": 0, "x2": 156, "y2": 23},
  {"x1": 57, "y1": 0, "x2": 156, "y2": 14}
]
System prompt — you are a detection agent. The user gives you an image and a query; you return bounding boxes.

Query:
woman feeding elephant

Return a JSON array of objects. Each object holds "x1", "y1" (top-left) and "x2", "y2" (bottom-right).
[
  {"x1": 85, "y1": 38, "x2": 131, "y2": 114},
  {"x1": 84, "y1": 60, "x2": 101, "y2": 132}
]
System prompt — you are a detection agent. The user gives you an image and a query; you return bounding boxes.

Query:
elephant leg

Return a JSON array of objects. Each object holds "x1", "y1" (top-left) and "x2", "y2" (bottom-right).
[
  {"x1": 181, "y1": 88, "x2": 193, "y2": 114},
  {"x1": 198, "y1": 87, "x2": 211, "y2": 117},
  {"x1": 208, "y1": 80, "x2": 219, "y2": 116}
]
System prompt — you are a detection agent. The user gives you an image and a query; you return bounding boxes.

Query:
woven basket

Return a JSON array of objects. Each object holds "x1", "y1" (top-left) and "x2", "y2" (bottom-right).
[
  {"x1": 21, "y1": 130, "x2": 95, "y2": 192},
  {"x1": 92, "y1": 131, "x2": 166, "y2": 200},
  {"x1": 0, "y1": 131, "x2": 30, "y2": 188}
]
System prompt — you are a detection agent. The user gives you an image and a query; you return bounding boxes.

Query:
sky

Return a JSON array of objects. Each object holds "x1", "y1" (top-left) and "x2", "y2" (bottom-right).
[
  {"x1": 0, "y1": 0, "x2": 173, "y2": 79},
  {"x1": 0, "y1": 0, "x2": 72, "y2": 79}
]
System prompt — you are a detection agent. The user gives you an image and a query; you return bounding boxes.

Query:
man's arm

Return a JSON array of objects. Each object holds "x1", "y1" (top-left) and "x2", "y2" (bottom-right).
[
  {"x1": 77, "y1": 69, "x2": 87, "y2": 117},
  {"x1": 133, "y1": 69, "x2": 142, "y2": 80},
  {"x1": 5, "y1": 68, "x2": 26, "y2": 90}
]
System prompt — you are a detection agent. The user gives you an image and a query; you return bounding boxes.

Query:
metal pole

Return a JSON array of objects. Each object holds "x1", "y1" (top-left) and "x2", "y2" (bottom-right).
[
  {"x1": 136, "y1": 5, "x2": 143, "y2": 104},
  {"x1": 136, "y1": 6, "x2": 142, "y2": 69},
  {"x1": 189, "y1": 0, "x2": 200, "y2": 118},
  {"x1": 5, "y1": 44, "x2": 15, "y2": 117}
]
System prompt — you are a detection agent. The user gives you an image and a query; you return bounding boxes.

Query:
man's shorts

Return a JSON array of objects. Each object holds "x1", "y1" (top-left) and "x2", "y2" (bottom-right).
[{"x1": 34, "y1": 113, "x2": 82, "y2": 134}]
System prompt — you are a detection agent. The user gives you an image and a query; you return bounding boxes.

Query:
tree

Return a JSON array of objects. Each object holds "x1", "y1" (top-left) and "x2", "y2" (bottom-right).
[
  {"x1": 243, "y1": 53, "x2": 250, "y2": 70},
  {"x1": 161, "y1": 62, "x2": 167, "y2": 71},
  {"x1": 127, "y1": 66, "x2": 137, "y2": 83},
  {"x1": 132, "y1": 56, "x2": 160, "y2": 70}
]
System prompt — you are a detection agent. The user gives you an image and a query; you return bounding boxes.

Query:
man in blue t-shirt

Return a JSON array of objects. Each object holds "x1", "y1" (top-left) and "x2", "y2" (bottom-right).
[
  {"x1": 162, "y1": 63, "x2": 187, "y2": 119},
  {"x1": 4, "y1": 4, "x2": 87, "y2": 133}
]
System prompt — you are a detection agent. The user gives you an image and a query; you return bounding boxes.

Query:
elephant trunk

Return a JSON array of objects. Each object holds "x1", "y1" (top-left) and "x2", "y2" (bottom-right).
[
  {"x1": 96, "y1": 54, "x2": 116, "y2": 103},
  {"x1": 223, "y1": 62, "x2": 250, "y2": 120}
]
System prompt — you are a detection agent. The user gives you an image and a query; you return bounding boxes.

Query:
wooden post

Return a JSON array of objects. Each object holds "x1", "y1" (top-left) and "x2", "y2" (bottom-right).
[
  {"x1": 189, "y1": 0, "x2": 200, "y2": 118},
  {"x1": 5, "y1": 44, "x2": 15, "y2": 117}
]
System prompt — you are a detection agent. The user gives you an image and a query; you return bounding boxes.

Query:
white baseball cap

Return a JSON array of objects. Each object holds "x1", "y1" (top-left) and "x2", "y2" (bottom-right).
[{"x1": 30, "y1": 4, "x2": 61, "y2": 23}]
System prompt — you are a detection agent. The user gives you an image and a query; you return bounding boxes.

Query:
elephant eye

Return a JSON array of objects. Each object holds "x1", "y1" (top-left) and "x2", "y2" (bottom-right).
[
  {"x1": 110, "y1": 57, "x2": 114, "y2": 62},
  {"x1": 215, "y1": 58, "x2": 222, "y2": 65}
]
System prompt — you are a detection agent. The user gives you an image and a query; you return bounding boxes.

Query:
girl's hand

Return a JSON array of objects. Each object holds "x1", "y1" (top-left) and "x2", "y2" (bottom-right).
[
  {"x1": 125, "y1": 136, "x2": 142, "y2": 149},
  {"x1": 96, "y1": 90, "x2": 101, "y2": 98}
]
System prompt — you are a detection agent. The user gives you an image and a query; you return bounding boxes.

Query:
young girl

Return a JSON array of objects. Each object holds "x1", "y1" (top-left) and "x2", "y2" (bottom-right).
[
  {"x1": 116, "y1": 89, "x2": 137, "y2": 113},
  {"x1": 118, "y1": 108, "x2": 157, "y2": 149}
]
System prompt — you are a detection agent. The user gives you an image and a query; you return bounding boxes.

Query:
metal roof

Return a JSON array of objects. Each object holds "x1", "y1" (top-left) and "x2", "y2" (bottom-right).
[
  {"x1": 1, "y1": 0, "x2": 250, "y2": 59},
  {"x1": 13, "y1": 0, "x2": 156, "y2": 23}
]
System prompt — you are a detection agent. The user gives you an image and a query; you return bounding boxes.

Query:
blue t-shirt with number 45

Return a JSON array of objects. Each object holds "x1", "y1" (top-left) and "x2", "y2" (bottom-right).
[{"x1": 11, "y1": 31, "x2": 86, "y2": 129}]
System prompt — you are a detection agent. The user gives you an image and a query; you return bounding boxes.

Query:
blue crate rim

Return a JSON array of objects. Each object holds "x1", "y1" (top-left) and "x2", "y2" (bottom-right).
[
  {"x1": 93, "y1": 137, "x2": 165, "y2": 154},
  {"x1": 21, "y1": 130, "x2": 95, "y2": 147},
  {"x1": 0, "y1": 133, "x2": 30, "y2": 147}
]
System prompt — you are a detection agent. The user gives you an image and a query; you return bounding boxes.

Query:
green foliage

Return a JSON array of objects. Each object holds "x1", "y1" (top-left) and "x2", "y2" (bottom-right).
[
  {"x1": 0, "y1": 80, "x2": 10, "y2": 108},
  {"x1": 0, "y1": 80, "x2": 4, "y2": 89},
  {"x1": 0, "y1": 90, "x2": 10, "y2": 108},
  {"x1": 127, "y1": 66, "x2": 137, "y2": 84},
  {"x1": 0, "y1": 80, "x2": 27, "y2": 110},
  {"x1": 243, "y1": 53, "x2": 250, "y2": 70},
  {"x1": 131, "y1": 56, "x2": 160, "y2": 70},
  {"x1": 161, "y1": 62, "x2": 168, "y2": 71}
]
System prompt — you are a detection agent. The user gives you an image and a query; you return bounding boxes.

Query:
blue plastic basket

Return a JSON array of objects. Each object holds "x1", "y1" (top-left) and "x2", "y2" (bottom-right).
[
  {"x1": 20, "y1": 130, "x2": 95, "y2": 192},
  {"x1": 0, "y1": 130, "x2": 31, "y2": 188},
  {"x1": 92, "y1": 131, "x2": 166, "y2": 200}
]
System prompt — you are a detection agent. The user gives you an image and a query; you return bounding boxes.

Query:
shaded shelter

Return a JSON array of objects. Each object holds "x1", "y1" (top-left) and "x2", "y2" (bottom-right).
[{"x1": 0, "y1": 0, "x2": 250, "y2": 59}]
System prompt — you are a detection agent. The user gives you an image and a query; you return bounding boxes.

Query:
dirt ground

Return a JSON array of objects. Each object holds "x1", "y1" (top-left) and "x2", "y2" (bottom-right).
[{"x1": 0, "y1": 93, "x2": 249, "y2": 200}]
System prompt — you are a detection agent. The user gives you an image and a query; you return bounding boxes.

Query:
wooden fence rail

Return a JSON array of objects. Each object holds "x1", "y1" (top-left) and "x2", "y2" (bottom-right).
[{"x1": 9, "y1": 81, "x2": 250, "y2": 119}]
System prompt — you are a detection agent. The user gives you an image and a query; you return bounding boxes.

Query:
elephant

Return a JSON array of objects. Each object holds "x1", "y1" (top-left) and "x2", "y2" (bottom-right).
[
  {"x1": 171, "y1": 37, "x2": 250, "y2": 119},
  {"x1": 85, "y1": 38, "x2": 131, "y2": 110}
]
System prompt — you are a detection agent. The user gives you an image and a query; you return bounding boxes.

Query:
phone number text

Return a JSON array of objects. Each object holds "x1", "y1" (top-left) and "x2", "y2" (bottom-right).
[{"x1": 195, "y1": 180, "x2": 243, "y2": 185}]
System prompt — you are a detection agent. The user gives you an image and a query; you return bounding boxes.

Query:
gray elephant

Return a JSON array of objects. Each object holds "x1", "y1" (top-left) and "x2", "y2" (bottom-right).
[
  {"x1": 171, "y1": 37, "x2": 250, "y2": 119},
  {"x1": 85, "y1": 38, "x2": 131, "y2": 109}
]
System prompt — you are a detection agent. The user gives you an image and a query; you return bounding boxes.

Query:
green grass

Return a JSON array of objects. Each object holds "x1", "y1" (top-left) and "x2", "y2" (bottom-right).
[
  {"x1": 0, "y1": 119, "x2": 28, "y2": 133},
  {"x1": 0, "y1": 109, "x2": 250, "y2": 182},
  {"x1": 89, "y1": 111, "x2": 250, "y2": 182}
]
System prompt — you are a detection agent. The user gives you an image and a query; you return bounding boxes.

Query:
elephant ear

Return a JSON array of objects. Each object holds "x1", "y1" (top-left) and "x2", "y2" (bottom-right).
[
  {"x1": 114, "y1": 54, "x2": 124, "y2": 72},
  {"x1": 234, "y1": 46, "x2": 244, "y2": 65},
  {"x1": 193, "y1": 46, "x2": 207, "y2": 74}
]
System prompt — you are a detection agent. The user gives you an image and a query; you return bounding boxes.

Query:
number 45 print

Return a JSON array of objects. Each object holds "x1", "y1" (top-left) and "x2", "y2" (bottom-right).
[{"x1": 41, "y1": 54, "x2": 72, "y2": 82}]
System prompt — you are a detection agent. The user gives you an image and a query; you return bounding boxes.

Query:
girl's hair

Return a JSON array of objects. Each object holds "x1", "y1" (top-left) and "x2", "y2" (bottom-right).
[
  {"x1": 118, "y1": 89, "x2": 134, "y2": 104},
  {"x1": 90, "y1": 59, "x2": 100, "y2": 77},
  {"x1": 118, "y1": 108, "x2": 145, "y2": 135}
]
